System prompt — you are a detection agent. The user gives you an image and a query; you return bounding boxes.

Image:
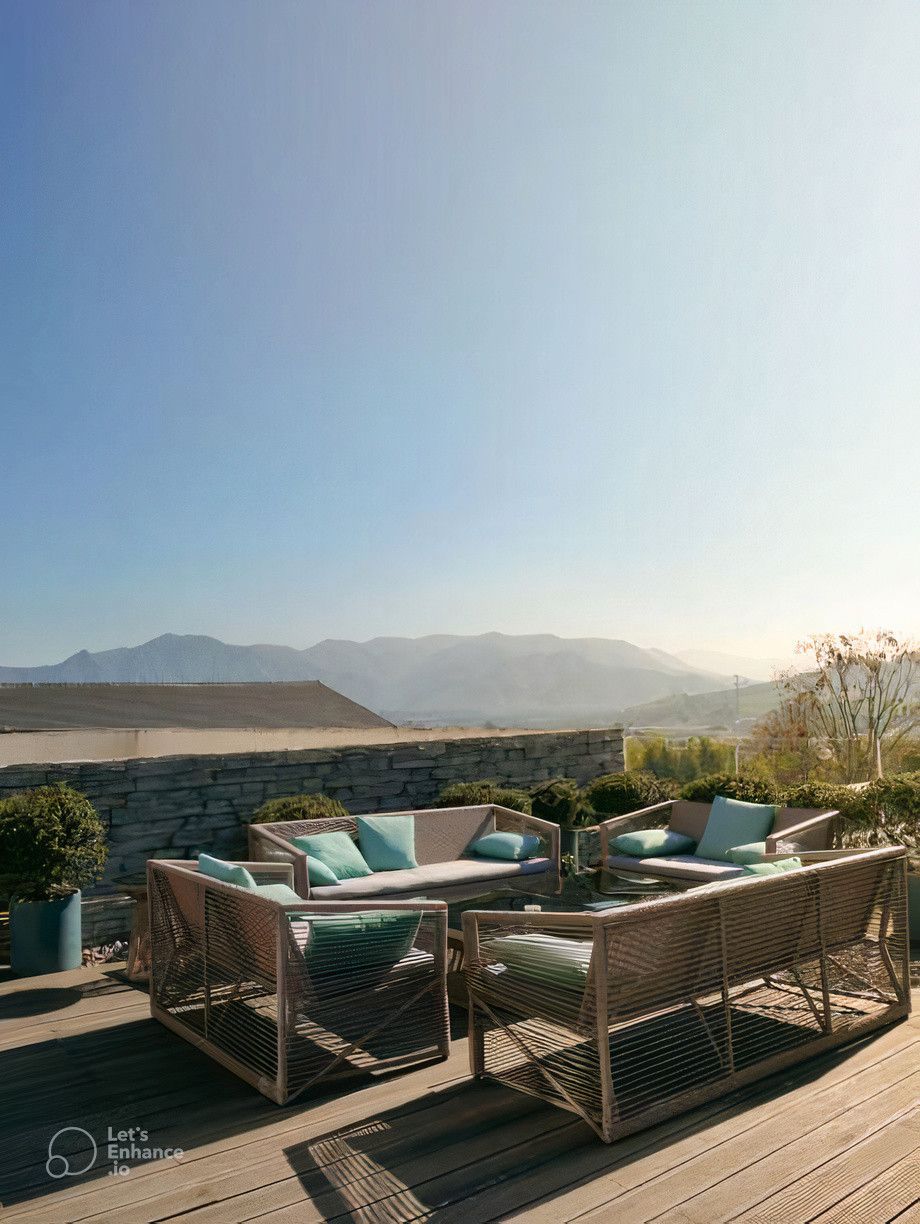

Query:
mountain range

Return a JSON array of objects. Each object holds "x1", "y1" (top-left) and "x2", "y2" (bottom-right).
[{"x1": 0, "y1": 632, "x2": 762, "y2": 727}]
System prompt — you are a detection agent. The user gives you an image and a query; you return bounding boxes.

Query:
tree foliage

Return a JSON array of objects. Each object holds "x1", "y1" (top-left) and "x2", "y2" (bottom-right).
[{"x1": 770, "y1": 630, "x2": 919, "y2": 782}]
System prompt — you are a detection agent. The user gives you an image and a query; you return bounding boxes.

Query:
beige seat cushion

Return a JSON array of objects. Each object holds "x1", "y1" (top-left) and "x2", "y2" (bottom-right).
[
  {"x1": 606, "y1": 853, "x2": 745, "y2": 882},
  {"x1": 310, "y1": 856, "x2": 553, "y2": 899}
]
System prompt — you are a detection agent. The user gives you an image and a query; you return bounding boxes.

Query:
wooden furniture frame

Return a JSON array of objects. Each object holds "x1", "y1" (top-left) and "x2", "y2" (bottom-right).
[
  {"x1": 463, "y1": 847, "x2": 910, "y2": 1143},
  {"x1": 147, "y1": 859, "x2": 450, "y2": 1104},
  {"x1": 597, "y1": 799, "x2": 838, "y2": 887},
  {"x1": 248, "y1": 804, "x2": 562, "y2": 900}
]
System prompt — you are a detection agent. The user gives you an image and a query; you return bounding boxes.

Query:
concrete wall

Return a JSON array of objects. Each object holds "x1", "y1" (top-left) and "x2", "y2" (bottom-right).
[{"x1": 0, "y1": 728, "x2": 624, "y2": 945}]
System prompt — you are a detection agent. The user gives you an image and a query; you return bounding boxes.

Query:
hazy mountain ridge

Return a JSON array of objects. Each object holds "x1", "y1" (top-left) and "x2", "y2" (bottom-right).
[{"x1": 0, "y1": 632, "x2": 737, "y2": 726}]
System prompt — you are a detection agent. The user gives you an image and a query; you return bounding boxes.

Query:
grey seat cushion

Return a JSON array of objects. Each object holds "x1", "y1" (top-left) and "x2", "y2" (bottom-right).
[
  {"x1": 606, "y1": 853, "x2": 745, "y2": 882},
  {"x1": 310, "y1": 856, "x2": 552, "y2": 899}
]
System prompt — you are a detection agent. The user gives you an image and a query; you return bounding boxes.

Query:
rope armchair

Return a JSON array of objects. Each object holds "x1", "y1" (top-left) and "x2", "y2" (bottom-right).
[
  {"x1": 463, "y1": 847, "x2": 909, "y2": 1143},
  {"x1": 148, "y1": 859, "x2": 450, "y2": 1104}
]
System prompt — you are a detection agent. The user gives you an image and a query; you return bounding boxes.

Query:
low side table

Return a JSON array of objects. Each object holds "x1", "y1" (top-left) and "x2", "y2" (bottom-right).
[{"x1": 113, "y1": 873, "x2": 151, "y2": 983}]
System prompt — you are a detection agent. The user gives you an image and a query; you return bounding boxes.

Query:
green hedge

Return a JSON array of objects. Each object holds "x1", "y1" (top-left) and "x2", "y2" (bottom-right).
[
  {"x1": 679, "y1": 773, "x2": 777, "y2": 804},
  {"x1": 583, "y1": 772, "x2": 675, "y2": 817},
  {"x1": 436, "y1": 781, "x2": 532, "y2": 814},
  {"x1": 251, "y1": 793, "x2": 349, "y2": 824}
]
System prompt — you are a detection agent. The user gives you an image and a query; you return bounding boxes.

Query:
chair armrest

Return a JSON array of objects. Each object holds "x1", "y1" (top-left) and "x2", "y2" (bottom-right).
[
  {"x1": 766, "y1": 810, "x2": 838, "y2": 854},
  {"x1": 595, "y1": 801, "x2": 676, "y2": 861},
  {"x1": 248, "y1": 824, "x2": 311, "y2": 896},
  {"x1": 492, "y1": 806, "x2": 561, "y2": 871}
]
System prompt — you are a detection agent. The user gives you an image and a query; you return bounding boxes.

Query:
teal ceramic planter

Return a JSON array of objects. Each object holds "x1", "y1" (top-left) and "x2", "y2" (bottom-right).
[
  {"x1": 908, "y1": 873, "x2": 920, "y2": 945},
  {"x1": 10, "y1": 890, "x2": 83, "y2": 976}
]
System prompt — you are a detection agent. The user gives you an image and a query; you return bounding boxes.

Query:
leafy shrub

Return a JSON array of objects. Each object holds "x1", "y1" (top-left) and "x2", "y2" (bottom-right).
[
  {"x1": 628, "y1": 735, "x2": 735, "y2": 783},
  {"x1": 436, "y1": 781, "x2": 532, "y2": 814},
  {"x1": 781, "y1": 782, "x2": 869, "y2": 823},
  {"x1": 583, "y1": 771, "x2": 674, "y2": 817},
  {"x1": 251, "y1": 793, "x2": 349, "y2": 824},
  {"x1": 529, "y1": 778, "x2": 594, "y2": 828},
  {"x1": 0, "y1": 784, "x2": 107, "y2": 902},
  {"x1": 841, "y1": 773, "x2": 920, "y2": 868},
  {"x1": 679, "y1": 773, "x2": 778, "y2": 804}
]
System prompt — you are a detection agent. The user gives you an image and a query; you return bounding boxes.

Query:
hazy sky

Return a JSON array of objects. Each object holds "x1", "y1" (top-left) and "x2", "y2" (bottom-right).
[{"x1": 2, "y1": 1, "x2": 918, "y2": 665}]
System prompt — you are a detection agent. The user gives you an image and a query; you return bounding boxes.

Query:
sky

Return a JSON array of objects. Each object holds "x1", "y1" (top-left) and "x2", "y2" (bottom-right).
[{"x1": 1, "y1": 1, "x2": 918, "y2": 666}]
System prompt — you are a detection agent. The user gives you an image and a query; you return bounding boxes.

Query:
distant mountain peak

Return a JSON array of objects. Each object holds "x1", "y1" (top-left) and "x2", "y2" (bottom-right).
[{"x1": 0, "y1": 631, "x2": 736, "y2": 727}]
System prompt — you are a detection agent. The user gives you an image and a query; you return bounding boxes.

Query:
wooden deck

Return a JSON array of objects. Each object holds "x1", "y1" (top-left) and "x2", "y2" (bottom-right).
[{"x1": 0, "y1": 964, "x2": 917, "y2": 1223}]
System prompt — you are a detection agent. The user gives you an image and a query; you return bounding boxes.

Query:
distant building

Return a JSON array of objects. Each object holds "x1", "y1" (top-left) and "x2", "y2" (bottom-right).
[{"x1": 0, "y1": 682, "x2": 394, "y2": 764}]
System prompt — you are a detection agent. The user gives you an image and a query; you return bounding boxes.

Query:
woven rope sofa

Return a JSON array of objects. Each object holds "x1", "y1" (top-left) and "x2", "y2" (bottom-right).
[
  {"x1": 597, "y1": 798, "x2": 837, "y2": 887},
  {"x1": 463, "y1": 847, "x2": 910, "y2": 1143},
  {"x1": 148, "y1": 858, "x2": 450, "y2": 1104},
  {"x1": 248, "y1": 804, "x2": 561, "y2": 900}
]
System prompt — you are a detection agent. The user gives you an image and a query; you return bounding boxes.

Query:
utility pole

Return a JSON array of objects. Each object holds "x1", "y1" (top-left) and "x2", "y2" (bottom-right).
[{"x1": 734, "y1": 674, "x2": 742, "y2": 721}]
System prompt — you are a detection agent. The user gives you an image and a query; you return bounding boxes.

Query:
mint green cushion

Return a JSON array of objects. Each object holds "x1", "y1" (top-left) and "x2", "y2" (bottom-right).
[
  {"x1": 695, "y1": 797, "x2": 776, "y2": 862},
  {"x1": 356, "y1": 814, "x2": 418, "y2": 871},
  {"x1": 486, "y1": 933, "x2": 592, "y2": 990},
  {"x1": 291, "y1": 831, "x2": 371, "y2": 880},
  {"x1": 254, "y1": 882, "x2": 306, "y2": 904},
  {"x1": 471, "y1": 832, "x2": 541, "y2": 861},
  {"x1": 612, "y1": 828, "x2": 696, "y2": 857},
  {"x1": 744, "y1": 858, "x2": 803, "y2": 876},
  {"x1": 727, "y1": 841, "x2": 768, "y2": 865},
  {"x1": 302, "y1": 910, "x2": 421, "y2": 972},
  {"x1": 289, "y1": 843, "x2": 340, "y2": 887},
  {"x1": 197, "y1": 853, "x2": 256, "y2": 890}
]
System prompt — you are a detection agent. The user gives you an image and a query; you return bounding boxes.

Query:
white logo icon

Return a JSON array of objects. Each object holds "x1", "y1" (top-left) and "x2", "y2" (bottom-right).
[{"x1": 46, "y1": 1127, "x2": 97, "y2": 1179}]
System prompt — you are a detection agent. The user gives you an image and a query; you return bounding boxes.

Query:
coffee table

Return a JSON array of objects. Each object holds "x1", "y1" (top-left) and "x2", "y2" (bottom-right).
[{"x1": 443, "y1": 870, "x2": 679, "y2": 1003}]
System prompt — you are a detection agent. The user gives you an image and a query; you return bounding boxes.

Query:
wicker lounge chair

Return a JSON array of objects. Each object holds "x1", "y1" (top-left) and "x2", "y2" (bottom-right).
[
  {"x1": 248, "y1": 804, "x2": 561, "y2": 900},
  {"x1": 597, "y1": 799, "x2": 837, "y2": 887},
  {"x1": 148, "y1": 859, "x2": 450, "y2": 1104},
  {"x1": 464, "y1": 847, "x2": 910, "y2": 1143}
]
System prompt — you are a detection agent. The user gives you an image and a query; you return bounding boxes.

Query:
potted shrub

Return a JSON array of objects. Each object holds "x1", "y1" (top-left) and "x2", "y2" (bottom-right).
[
  {"x1": 0, "y1": 784, "x2": 107, "y2": 976},
  {"x1": 858, "y1": 773, "x2": 920, "y2": 942},
  {"x1": 530, "y1": 779, "x2": 594, "y2": 869},
  {"x1": 435, "y1": 781, "x2": 532, "y2": 814},
  {"x1": 251, "y1": 792, "x2": 350, "y2": 824}
]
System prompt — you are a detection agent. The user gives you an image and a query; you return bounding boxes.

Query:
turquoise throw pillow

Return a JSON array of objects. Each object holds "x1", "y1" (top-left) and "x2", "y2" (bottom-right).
[
  {"x1": 727, "y1": 841, "x2": 768, "y2": 865},
  {"x1": 290, "y1": 842, "x2": 340, "y2": 887},
  {"x1": 254, "y1": 882, "x2": 306, "y2": 905},
  {"x1": 471, "y1": 832, "x2": 541, "y2": 861},
  {"x1": 744, "y1": 858, "x2": 803, "y2": 876},
  {"x1": 197, "y1": 853, "x2": 256, "y2": 890},
  {"x1": 302, "y1": 911, "x2": 421, "y2": 972},
  {"x1": 292, "y1": 831, "x2": 371, "y2": 880},
  {"x1": 612, "y1": 828, "x2": 696, "y2": 857},
  {"x1": 356, "y1": 814, "x2": 418, "y2": 871},
  {"x1": 485, "y1": 933, "x2": 592, "y2": 990},
  {"x1": 695, "y1": 797, "x2": 776, "y2": 862}
]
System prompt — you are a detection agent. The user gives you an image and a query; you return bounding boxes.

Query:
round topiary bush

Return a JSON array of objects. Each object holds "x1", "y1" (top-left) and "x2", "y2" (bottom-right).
[
  {"x1": 0, "y1": 784, "x2": 108, "y2": 902},
  {"x1": 679, "y1": 773, "x2": 778, "y2": 804},
  {"x1": 529, "y1": 778, "x2": 593, "y2": 828},
  {"x1": 251, "y1": 793, "x2": 349, "y2": 824},
  {"x1": 436, "y1": 781, "x2": 532, "y2": 814},
  {"x1": 583, "y1": 771, "x2": 674, "y2": 817}
]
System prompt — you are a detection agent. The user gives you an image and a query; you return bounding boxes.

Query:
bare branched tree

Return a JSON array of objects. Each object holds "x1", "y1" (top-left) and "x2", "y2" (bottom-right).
[{"x1": 773, "y1": 629, "x2": 919, "y2": 781}]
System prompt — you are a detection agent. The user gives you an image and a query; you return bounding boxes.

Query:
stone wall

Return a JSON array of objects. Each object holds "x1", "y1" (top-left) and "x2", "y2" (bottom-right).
[{"x1": 0, "y1": 728, "x2": 623, "y2": 944}]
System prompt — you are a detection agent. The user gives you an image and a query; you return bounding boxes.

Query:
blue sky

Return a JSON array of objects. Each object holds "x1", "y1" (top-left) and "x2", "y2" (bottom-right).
[{"x1": 2, "y1": 1, "x2": 918, "y2": 665}]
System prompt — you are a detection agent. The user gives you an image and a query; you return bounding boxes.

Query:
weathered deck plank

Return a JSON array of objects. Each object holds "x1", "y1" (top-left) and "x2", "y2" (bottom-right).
[{"x1": 0, "y1": 963, "x2": 916, "y2": 1223}]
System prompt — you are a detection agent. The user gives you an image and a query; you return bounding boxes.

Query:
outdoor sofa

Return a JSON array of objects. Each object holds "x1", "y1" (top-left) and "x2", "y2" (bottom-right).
[
  {"x1": 463, "y1": 846, "x2": 911, "y2": 1143},
  {"x1": 597, "y1": 798, "x2": 838, "y2": 887},
  {"x1": 147, "y1": 858, "x2": 450, "y2": 1104},
  {"x1": 248, "y1": 804, "x2": 561, "y2": 900}
]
